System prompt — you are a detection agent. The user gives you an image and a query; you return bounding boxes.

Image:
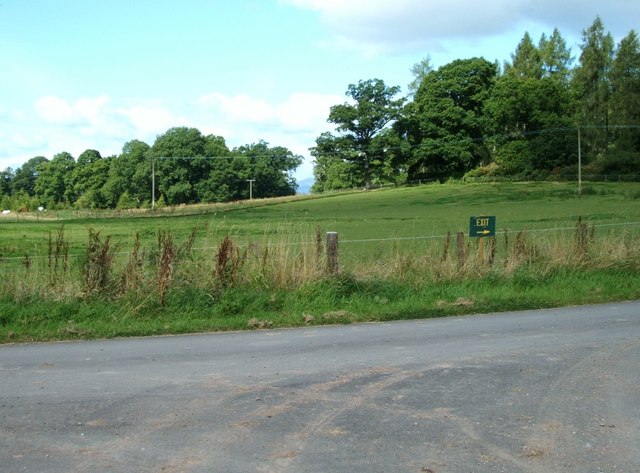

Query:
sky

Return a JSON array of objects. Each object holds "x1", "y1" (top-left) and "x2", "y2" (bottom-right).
[{"x1": 1, "y1": 0, "x2": 638, "y2": 181}]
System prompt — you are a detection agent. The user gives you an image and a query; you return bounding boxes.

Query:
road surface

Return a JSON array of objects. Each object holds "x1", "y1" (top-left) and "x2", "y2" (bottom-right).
[{"x1": 1, "y1": 302, "x2": 639, "y2": 472}]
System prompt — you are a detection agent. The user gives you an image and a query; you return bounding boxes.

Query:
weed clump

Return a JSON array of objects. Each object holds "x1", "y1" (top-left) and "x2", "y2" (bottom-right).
[
  {"x1": 215, "y1": 235, "x2": 244, "y2": 288},
  {"x1": 82, "y1": 228, "x2": 118, "y2": 296},
  {"x1": 157, "y1": 230, "x2": 176, "y2": 306},
  {"x1": 48, "y1": 226, "x2": 69, "y2": 288}
]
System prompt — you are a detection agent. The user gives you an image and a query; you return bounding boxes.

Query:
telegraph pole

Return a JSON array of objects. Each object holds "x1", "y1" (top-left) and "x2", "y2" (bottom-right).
[
  {"x1": 151, "y1": 158, "x2": 156, "y2": 209},
  {"x1": 247, "y1": 179, "x2": 255, "y2": 200},
  {"x1": 578, "y1": 127, "x2": 582, "y2": 197}
]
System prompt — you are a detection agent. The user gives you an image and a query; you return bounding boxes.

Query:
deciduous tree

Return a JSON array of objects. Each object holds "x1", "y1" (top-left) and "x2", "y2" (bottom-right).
[
  {"x1": 102, "y1": 139, "x2": 151, "y2": 208},
  {"x1": 35, "y1": 152, "x2": 75, "y2": 206},
  {"x1": 11, "y1": 156, "x2": 48, "y2": 196},
  {"x1": 151, "y1": 127, "x2": 209, "y2": 205},
  {"x1": 400, "y1": 58, "x2": 496, "y2": 180},
  {"x1": 326, "y1": 79, "x2": 405, "y2": 188}
]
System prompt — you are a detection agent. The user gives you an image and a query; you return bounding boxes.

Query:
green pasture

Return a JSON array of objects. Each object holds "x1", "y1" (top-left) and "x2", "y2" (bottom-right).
[
  {"x1": 1, "y1": 180, "x2": 640, "y2": 277},
  {"x1": 1, "y1": 181, "x2": 640, "y2": 260},
  {"x1": 2, "y1": 181, "x2": 640, "y2": 343}
]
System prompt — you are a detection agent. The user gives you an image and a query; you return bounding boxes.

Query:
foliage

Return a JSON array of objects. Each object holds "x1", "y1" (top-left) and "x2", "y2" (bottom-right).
[
  {"x1": 572, "y1": 16, "x2": 615, "y2": 157},
  {"x1": 539, "y1": 28, "x2": 574, "y2": 81},
  {"x1": 318, "y1": 79, "x2": 405, "y2": 189},
  {"x1": 3, "y1": 127, "x2": 302, "y2": 210},
  {"x1": 504, "y1": 32, "x2": 542, "y2": 79},
  {"x1": 484, "y1": 75, "x2": 575, "y2": 175},
  {"x1": 399, "y1": 58, "x2": 497, "y2": 181},
  {"x1": 311, "y1": 133, "x2": 371, "y2": 192},
  {"x1": 610, "y1": 30, "x2": 640, "y2": 152},
  {"x1": 35, "y1": 152, "x2": 76, "y2": 205},
  {"x1": 308, "y1": 17, "x2": 638, "y2": 186},
  {"x1": 230, "y1": 141, "x2": 302, "y2": 199},
  {"x1": 11, "y1": 156, "x2": 48, "y2": 196},
  {"x1": 407, "y1": 56, "x2": 434, "y2": 97},
  {"x1": 102, "y1": 139, "x2": 152, "y2": 208}
]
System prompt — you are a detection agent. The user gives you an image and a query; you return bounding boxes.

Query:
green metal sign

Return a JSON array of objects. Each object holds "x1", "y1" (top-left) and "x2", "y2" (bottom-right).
[{"x1": 470, "y1": 216, "x2": 496, "y2": 238}]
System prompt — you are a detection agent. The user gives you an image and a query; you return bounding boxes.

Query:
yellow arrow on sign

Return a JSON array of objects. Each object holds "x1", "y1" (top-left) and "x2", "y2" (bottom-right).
[{"x1": 477, "y1": 230, "x2": 491, "y2": 235}]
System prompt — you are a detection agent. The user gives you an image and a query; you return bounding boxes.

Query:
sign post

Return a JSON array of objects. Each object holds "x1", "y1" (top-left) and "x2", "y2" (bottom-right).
[
  {"x1": 470, "y1": 216, "x2": 496, "y2": 238},
  {"x1": 470, "y1": 216, "x2": 496, "y2": 265}
]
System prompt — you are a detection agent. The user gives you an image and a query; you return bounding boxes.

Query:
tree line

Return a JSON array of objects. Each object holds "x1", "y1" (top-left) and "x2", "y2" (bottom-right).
[
  {"x1": 2, "y1": 17, "x2": 639, "y2": 209},
  {"x1": 0, "y1": 128, "x2": 302, "y2": 210},
  {"x1": 312, "y1": 17, "x2": 640, "y2": 191}
]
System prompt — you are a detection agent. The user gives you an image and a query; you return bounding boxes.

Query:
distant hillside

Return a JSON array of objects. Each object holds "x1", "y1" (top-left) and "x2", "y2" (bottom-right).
[{"x1": 296, "y1": 177, "x2": 314, "y2": 194}]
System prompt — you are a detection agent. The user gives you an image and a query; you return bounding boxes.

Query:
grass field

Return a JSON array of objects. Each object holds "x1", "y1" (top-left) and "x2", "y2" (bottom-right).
[{"x1": 1, "y1": 181, "x2": 640, "y2": 343}]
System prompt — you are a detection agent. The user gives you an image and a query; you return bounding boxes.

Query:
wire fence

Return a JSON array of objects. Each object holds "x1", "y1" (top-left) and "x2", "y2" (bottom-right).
[{"x1": 1, "y1": 219, "x2": 639, "y2": 272}]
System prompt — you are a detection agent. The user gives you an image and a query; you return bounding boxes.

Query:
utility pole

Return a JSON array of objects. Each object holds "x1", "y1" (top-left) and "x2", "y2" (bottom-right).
[
  {"x1": 247, "y1": 179, "x2": 255, "y2": 200},
  {"x1": 151, "y1": 157, "x2": 156, "y2": 210},
  {"x1": 578, "y1": 127, "x2": 582, "y2": 197}
]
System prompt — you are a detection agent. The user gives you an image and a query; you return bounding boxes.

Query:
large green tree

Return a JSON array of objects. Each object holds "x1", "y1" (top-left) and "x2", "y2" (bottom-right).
[
  {"x1": 610, "y1": 30, "x2": 640, "y2": 152},
  {"x1": 231, "y1": 141, "x2": 302, "y2": 199},
  {"x1": 311, "y1": 133, "x2": 361, "y2": 192},
  {"x1": 67, "y1": 149, "x2": 111, "y2": 208},
  {"x1": 35, "y1": 151, "x2": 76, "y2": 206},
  {"x1": 324, "y1": 79, "x2": 405, "y2": 188},
  {"x1": 539, "y1": 28, "x2": 574, "y2": 81},
  {"x1": 400, "y1": 58, "x2": 497, "y2": 181},
  {"x1": 11, "y1": 156, "x2": 48, "y2": 196},
  {"x1": 485, "y1": 74, "x2": 575, "y2": 175},
  {"x1": 0, "y1": 168, "x2": 13, "y2": 198},
  {"x1": 150, "y1": 127, "x2": 210, "y2": 205},
  {"x1": 194, "y1": 135, "x2": 233, "y2": 202},
  {"x1": 505, "y1": 32, "x2": 542, "y2": 79},
  {"x1": 573, "y1": 16, "x2": 615, "y2": 156},
  {"x1": 102, "y1": 139, "x2": 152, "y2": 208}
]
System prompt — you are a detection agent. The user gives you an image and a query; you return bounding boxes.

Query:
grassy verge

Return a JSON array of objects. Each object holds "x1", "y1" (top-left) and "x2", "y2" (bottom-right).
[{"x1": 2, "y1": 266, "x2": 639, "y2": 343}]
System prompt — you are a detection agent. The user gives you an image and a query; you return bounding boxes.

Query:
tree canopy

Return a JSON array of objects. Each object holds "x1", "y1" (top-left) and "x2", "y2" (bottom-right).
[
  {"x1": 1, "y1": 127, "x2": 303, "y2": 210},
  {"x1": 311, "y1": 16, "x2": 640, "y2": 190},
  {"x1": 312, "y1": 79, "x2": 405, "y2": 190}
]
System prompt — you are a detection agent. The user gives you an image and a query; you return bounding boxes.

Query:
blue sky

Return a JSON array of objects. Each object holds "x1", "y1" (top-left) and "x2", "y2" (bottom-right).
[{"x1": 1, "y1": 0, "x2": 638, "y2": 180}]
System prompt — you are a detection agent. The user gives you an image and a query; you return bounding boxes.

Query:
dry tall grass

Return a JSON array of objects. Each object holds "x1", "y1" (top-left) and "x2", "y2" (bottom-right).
[{"x1": 0, "y1": 219, "x2": 638, "y2": 304}]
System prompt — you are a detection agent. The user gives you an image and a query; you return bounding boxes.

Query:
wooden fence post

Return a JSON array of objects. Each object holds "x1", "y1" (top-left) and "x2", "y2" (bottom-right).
[
  {"x1": 456, "y1": 231, "x2": 466, "y2": 267},
  {"x1": 326, "y1": 232, "x2": 339, "y2": 275}
]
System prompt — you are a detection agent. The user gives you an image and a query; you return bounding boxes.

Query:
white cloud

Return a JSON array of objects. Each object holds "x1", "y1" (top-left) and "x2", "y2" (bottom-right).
[
  {"x1": 75, "y1": 95, "x2": 110, "y2": 126},
  {"x1": 277, "y1": 92, "x2": 342, "y2": 131},
  {"x1": 197, "y1": 91, "x2": 342, "y2": 178},
  {"x1": 36, "y1": 96, "x2": 85, "y2": 126},
  {"x1": 117, "y1": 101, "x2": 188, "y2": 137},
  {"x1": 198, "y1": 91, "x2": 340, "y2": 132},
  {"x1": 282, "y1": 0, "x2": 640, "y2": 53},
  {"x1": 35, "y1": 94, "x2": 113, "y2": 130},
  {"x1": 0, "y1": 96, "x2": 186, "y2": 168},
  {"x1": 198, "y1": 93, "x2": 276, "y2": 124},
  {"x1": 35, "y1": 95, "x2": 187, "y2": 143}
]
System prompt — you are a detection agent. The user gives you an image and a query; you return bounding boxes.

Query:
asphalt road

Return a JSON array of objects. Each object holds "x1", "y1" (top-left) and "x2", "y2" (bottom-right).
[{"x1": 1, "y1": 302, "x2": 639, "y2": 473}]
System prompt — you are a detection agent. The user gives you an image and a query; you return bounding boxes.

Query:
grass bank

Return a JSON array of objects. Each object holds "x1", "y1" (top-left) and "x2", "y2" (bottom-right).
[{"x1": 2, "y1": 266, "x2": 639, "y2": 343}]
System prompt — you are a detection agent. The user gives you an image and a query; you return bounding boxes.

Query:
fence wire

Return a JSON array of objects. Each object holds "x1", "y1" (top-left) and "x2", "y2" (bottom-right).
[{"x1": 1, "y1": 220, "x2": 639, "y2": 270}]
